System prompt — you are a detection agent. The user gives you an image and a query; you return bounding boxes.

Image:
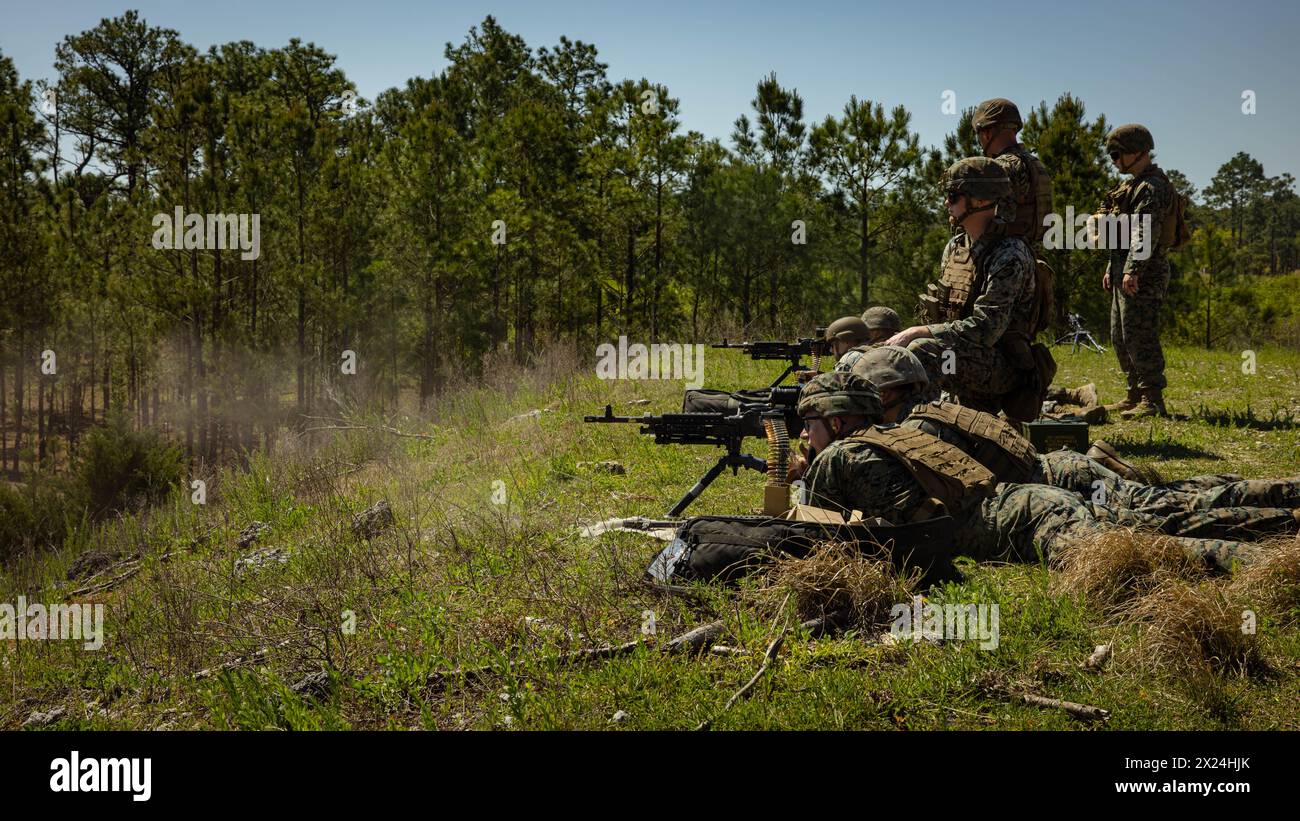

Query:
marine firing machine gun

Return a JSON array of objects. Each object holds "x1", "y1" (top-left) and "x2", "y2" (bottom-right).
[
  {"x1": 711, "y1": 327, "x2": 830, "y2": 387},
  {"x1": 1054, "y1": 313, "x2": 1106, "y2": 354},
  {"x1": 583, "y1": 405, "x2": 791, "y2": 517}
]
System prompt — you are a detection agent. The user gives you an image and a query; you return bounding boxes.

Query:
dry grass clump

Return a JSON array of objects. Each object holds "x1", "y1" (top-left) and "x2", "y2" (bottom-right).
[
  {"x1": 1052, "y1": 528, "x2": 1207, "y2": 611},
  {"x1": 1229, "y1": 536, "x2": 1300, "y2": 625},
  {"x1": 1117, "y1": 579, "x2": 1268, "y2": 677},
  {"x1": 761, "y1": 541, "x2": 916, "y2": 628}
]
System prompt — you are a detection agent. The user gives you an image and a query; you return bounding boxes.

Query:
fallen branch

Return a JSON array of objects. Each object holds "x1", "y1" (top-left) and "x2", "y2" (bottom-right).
[
  {"x1": 974, "y1": 671, "x2": 1111, "y2": 723},
  {"x1": 800, "y1": 610, "x2": 852, "y2": 639},
  {"x1": 193, "y1": 638, "x2": 296, "y2": 681},
  {"x1": 1083, "y1": 643, "x2": 1113, "y2": 671},
  {"x1": 299, "y1": 415, "x2": 436, "y2": 441},
  {"x1": 1017, "y1": 692, "x2": 1111, "y2": 722},
  {"x1": 425, "y1": 618, "x2": 729, "y2": 690},
  {"x1": 708, "y1": 646, "x2": 747, "y2": 657},
  {"x1": 695, "y1": 630, "x2": 787, "y2": 731},
  {"x1": 66, "y1": 563, "x2": 141, "y2": 598}
]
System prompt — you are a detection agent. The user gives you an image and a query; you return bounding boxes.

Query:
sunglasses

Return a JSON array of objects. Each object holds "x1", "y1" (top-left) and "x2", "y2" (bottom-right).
[
  {"x1": 1108, "y1": 150, "x2": 1122, "y2": 161},
  {"x1": 945, "y1": 191, "x2": 963, "y2": 204}
]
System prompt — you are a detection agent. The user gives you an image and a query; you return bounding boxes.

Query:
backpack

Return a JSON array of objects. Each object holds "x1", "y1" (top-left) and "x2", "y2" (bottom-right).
[
  {"x1": 1160, "y1": 189, "x2": 1192, "y2": 251},
  {"x1": 649, "y1": 514, "x2": 962, "y2": 589}
]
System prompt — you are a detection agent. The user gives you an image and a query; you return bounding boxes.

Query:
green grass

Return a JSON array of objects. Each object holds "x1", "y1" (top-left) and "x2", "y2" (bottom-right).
[{"x1": 2, "y1": 342, "x2": 1299, "y2": 730}]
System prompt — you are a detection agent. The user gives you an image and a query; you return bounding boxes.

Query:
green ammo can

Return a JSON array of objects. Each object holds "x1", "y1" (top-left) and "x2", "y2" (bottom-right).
[{"x1": 1021, "y1": 417, "x2": 1090, "y2": 453}]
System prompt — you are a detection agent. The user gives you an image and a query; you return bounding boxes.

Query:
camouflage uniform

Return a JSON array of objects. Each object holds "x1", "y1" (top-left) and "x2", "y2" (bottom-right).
[
  {"x1": 926, "y1": 231, "x2": 1037, "y2": 410},
  {"x1": 808, "y1": 445, "x2": 1259, "y2": 572},
  {"x1": 803, "y1": 435, "x2": 933, "y2": 521},
  {"x1": 988, "y1": 144, "x2": 1053, "y2": 251},
  {"x1": 835, "y1": 345, "x2": 876, "y2": 374},
  {"x1": 953, "y1": 483, "x2": 1259, "y2": 572},
  {"x1": 1035, "y1": 449, "x2": 1299, "y2": 531},
  {"x1": 971, "y1": 98, "x2": 1052, "y2": 250},
  {"x1": 1102, "y1": 134, "x2": 1175, "y2": 394}
]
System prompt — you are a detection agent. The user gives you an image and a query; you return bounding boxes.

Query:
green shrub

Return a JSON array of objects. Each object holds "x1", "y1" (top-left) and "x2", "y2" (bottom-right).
[
  {"x1": 0, "y1": 475, "x2": 70, "y2": 562},
  {"x1": 71, "y1": 412, "x2": 185, "y2": 517}
]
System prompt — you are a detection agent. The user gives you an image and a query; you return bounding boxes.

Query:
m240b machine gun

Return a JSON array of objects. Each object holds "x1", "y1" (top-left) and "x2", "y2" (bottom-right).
[
  {"x1": 711, "y1": 327, "x2": 829, "y2": 386},
  {"x1": 584, "y1": 405, "x2": 791, "y2": 516}
]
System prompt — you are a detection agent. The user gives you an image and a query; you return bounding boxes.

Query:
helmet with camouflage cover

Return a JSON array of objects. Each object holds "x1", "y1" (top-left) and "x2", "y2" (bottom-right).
[
  {"x1": 849, "y1": 345, "x2": 929, "y2": 394},
  {"x1": 797, "y1": 372, "x2": 884, "y2": 421},
  {"x1": 1106, "y1": 124, "x2": 1154, "y2": 155},
  {"x1": 943, "y1": 157, "x2": 1011, "y2": 201},
  {"x1": 860, "y1": 306, "x2": 902, "y2": 335},
  {"x1": 825, "y1": 316, "x2": 870, "y2": 345},
  {"x1": 972, "y1": 98, "x2": 1022, "y2": 131}
]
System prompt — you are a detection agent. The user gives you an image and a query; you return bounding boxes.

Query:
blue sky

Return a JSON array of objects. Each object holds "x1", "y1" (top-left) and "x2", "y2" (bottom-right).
[{"x1": 3, "y1": 0, "x2": 1298, "y2": 191}]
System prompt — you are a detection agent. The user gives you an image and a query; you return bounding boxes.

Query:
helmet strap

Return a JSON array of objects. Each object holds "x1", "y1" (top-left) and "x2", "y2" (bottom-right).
[{"x1": 953, "y1": 195, "x2": 996, "y2": 229}]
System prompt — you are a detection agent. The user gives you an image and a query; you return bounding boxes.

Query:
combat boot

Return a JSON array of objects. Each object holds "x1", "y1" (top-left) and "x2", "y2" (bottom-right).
[
  {"x1": 1121, "y1": 388, "x2": 1168, "y2": 420},
  {"x1": 1080, "y1": 404, "x2": 1108, "y2": 425},
  {"x1": 1086, "y1": 439, "x2": 1143, "y2": 481},
  {"x1": 1104, "y1": 387, "x2": 1140, "y2": 413}
]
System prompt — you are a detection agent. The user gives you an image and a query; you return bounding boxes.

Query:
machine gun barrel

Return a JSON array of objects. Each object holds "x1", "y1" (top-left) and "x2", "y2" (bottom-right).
[{"x1": 711, "y1": 329, "x2": 830, "y2": 386}]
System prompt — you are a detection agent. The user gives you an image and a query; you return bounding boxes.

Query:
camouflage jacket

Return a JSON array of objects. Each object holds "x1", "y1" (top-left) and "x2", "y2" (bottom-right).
[
  {"x1": 1102, "y1": 163, "x2": 1173, "y2": 291},
  {"x1": 802, "y1": 433, "x2": 930, "y2": 523},
  {"x1": 926, "y1": 233, "x2": 1036, "y2": 349}
]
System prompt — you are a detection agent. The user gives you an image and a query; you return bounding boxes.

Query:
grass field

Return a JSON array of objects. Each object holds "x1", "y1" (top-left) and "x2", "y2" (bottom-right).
[{"x1": 2, "y1": 342, "x2": 1299, "y2": 730}]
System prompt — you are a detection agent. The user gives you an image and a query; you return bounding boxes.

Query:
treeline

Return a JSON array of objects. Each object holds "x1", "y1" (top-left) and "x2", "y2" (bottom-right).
[{"x1": 1, "y1": 11, "x2": 1297, "y2": 476}]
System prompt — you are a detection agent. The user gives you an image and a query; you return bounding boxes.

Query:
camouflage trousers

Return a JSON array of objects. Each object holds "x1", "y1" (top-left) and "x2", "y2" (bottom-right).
[
  {"x1": 952, "y1": 483, "x2": 1261, "y2": 572},
  {"x1": 1033, "y1": 450, "x2": 1299, "y2": 541},
  {"x1": 1109, "y1": 273, "x2": 1168, "y2": 391},
  {"x1": 917, "y1": 339, "x2": 1021, "y2": 412}
]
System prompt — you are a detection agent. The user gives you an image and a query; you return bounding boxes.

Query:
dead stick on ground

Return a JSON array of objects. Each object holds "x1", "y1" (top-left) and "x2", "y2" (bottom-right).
[
  {"x1": 425, "y1": 618, "x2": 728, "y2": 690},
  {"x1": 1018, "y1": 692, "x2": 1110, "y2": 722},
  {"x1": 695, "y1": 593, "x2": 792, "y2": 731},
  {"x1": 299, "y1": 416, "x2": 436, "y2": 441},
  {"x1": 695, "y1": 630, "x2": 787, "y2": 731}
]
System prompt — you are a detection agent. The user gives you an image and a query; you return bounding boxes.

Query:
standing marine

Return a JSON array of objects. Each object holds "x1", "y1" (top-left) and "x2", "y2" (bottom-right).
[
  {"x1": 972, "y1": 97, "x2": 1054, "y2": 251},
  {"x1": 1097, "y1": 123, "x2": 1183, "y2": 419}
]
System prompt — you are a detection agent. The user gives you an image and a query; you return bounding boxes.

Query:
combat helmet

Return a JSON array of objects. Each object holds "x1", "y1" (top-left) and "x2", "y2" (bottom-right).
[
  {"x1": 825, "y1": 316, "x2": 871, "y2": 345},
  {"x1": 1106, "y1": 124, "x2": 1154, "y2": 155},
  {"x1": 943, "y1": 157, "x2": 1011, "y2": 201},
  {"x1": 850, "y1": 345, "x2": 929, "y2": 394},
  {"x1": 797, "y1": 372, "x2": 884, "y2": 421},
  {"x1": 972, "y1": 98, "x2": 1023, "y2": 131},
  {"x1": 861, "y1": 306, "x2": 903, "y2": 335}
]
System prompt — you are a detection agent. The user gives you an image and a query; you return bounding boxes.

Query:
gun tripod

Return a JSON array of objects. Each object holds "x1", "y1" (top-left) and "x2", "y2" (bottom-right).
[
  {"x1": 668, "y1": 451, "x2": 767, "y2": 516},
  {"x1": 1054, "y1": 314, "x2": 1106, "y2": 354}
]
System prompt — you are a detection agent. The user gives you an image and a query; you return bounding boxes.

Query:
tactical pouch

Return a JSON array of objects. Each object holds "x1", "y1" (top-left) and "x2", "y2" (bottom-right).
[
  {"x1": 1001, "y1": 342, "x2": 1057, "y2": 424},
  {"x1": 649, "y1": 514, "x2": 962, "y2": 589}
]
